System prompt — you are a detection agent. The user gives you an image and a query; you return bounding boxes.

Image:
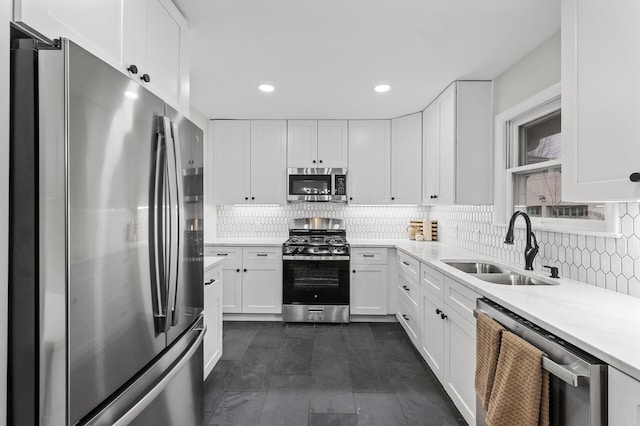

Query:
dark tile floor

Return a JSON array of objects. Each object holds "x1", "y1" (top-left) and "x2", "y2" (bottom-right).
[{"x1": 205, "y1": 321, "x2": 467, "y2": 426}]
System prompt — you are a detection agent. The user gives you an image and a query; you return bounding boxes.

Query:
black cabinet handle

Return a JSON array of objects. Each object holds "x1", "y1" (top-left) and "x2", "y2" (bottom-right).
[
  {"x1": 140, "y1": 73, "x2": 151, "y2": 83},
  {"x1": 436, "y1": 308, "x2": 442, "y2": 315},
  {"x1": 312, "y1": 160, "x2": 316, "y2": 164},
  {"x1": 217, "y1": 253, "x2": 228, "y2": 256},
  {"x1": 127, "y1": 64, "x2": 138, "y2": 74},
  {"x1": 205, "y1": 278, "x2": 215, "y2": 286},
  {"x1": 251, "y1": 196, "x2": 255, "y2": 200},
  {"x1": 363, "y1": 254, "x2": 375, "y2": 258},
  {"x1": 440, "y1": 313, "x2": 448, "y2": 320},
  {"x1": 349, "y1": 197, "x2": 353, "y2": 201},
  {"x1": 319, "y1": 160, "x2": 323, "y2": 164},
  {"x1": 236, "y1": 268, "x2": 240, "y2": 272},
  {"x1": 402, "y1": 314, "x2": 410, "y2": 321},
  {"x1": 391, "y1": 197, "x2": 395, "y2": 200},
  {"x1": 243, "y1": 268, "x2": 247, "y2": 272},
  {"x1": 630, "y1": 173, "x2": 640, "y2": 182},
  {"x1": 353, "y1": 270, "x2": 356, "y2": 273},
  {"x1": 257, "y1": 253, "x2": 268, "y2": 257},
  {"x1": 402, "y1": 261, "x2": 410, "y2": 266},
  {"x1": 245, "y1": 197, "x2": 249, "y2": 200},
  {"x1": 402, "y1": 285, "x2": 410, "y2": 291}
]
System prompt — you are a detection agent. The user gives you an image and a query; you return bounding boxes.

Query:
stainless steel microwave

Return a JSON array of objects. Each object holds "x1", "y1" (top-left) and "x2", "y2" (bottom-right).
[{"x1": 287, "y1": 168, "x2": 347, "y2": 202}]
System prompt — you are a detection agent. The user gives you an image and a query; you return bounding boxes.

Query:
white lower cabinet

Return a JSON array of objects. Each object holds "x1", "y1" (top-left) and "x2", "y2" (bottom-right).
[
  {"x1": 204, "y1": 246, "x2": 282, "y2": 314},
  {"x1": 416, "y1": 263, "x2": 478, "y2": 426},
  {"x1": 350, "y1": 248, "x2": 389, "y2": 315},
  {"x1": 204, "y1": 262, "x2": 223, "y2": 379},
  {"x1": 396, "y1": 251, "x2": 422, "y2": 347},
  {"x1": 609, "y1": 367, "x2": 640, "y2": 425}
]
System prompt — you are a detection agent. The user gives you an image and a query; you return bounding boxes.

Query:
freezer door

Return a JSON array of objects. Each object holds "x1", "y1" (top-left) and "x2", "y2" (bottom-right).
[
  {"x1": 165, "y1": 106, "x2": 204, "y2": 345},
  {"x1": 57, "y1": 41, "x2": 169, "y2": 424}
]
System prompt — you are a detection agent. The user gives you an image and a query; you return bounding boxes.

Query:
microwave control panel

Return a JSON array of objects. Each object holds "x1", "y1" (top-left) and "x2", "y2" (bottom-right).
[{"x1": 335, "y1": 175, "x2": 346, "y2": 195}]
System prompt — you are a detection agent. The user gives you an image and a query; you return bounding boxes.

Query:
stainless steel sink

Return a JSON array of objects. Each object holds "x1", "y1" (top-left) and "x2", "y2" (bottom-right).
[
  {"x1": 442, "y1": 260, "x2": 559, "y2": 286},
  {"x1": 443, "y1": 261, "x2": 510, "y2": 274},
  {"x1": 474, "y1": 273, "x2": 558, "y2": 286}
]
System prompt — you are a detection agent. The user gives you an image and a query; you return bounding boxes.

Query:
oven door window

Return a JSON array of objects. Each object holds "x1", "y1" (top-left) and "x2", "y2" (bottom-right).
[
  {"x1": 283, "y1": 260, "x2": 349, "y2": 304},
  {"x1": 289, "y1": 175, "x2": 332, "y2": 196}
]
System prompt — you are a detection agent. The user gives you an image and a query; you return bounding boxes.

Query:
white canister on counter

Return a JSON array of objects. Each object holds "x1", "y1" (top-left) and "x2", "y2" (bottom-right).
[{"x1": 422, "y1": 218, "x2": 432, "y2": 241}]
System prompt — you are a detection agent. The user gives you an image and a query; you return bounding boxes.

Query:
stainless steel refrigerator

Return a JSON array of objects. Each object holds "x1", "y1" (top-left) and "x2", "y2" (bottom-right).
[{"x1": 9, "y1": 33, "x2": 205, "y2": 426}]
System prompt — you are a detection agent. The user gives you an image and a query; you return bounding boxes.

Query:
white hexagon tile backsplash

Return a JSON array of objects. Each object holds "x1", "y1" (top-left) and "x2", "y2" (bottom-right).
[{"x1": 214, "y1": 202, "x2": 640, "y2": 298}]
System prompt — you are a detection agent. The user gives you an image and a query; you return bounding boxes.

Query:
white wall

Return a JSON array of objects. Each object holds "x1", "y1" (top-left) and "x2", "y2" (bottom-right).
[
  {"x1": 1, "y1": 1, "x2": 11, "y2": 423},
  {"x1": 493, "y1": 31, "x2": 560, "y2": 114}
]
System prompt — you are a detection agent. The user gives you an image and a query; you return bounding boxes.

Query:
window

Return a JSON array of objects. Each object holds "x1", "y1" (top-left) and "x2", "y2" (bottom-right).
[{"x1": 495, "y1": 84, "x2": 619, "y2": 235}]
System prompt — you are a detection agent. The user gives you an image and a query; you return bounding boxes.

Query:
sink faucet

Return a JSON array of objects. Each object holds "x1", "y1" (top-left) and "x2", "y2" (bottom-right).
[{"x1": 504, "y1": 211, "x2": 539, "y2": 271}]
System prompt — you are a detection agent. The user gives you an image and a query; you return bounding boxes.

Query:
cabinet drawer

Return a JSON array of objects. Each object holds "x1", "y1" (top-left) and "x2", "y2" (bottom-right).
[
  {"x1": 397, "y1": 297, "x2": 420, "y2": 347},
  {"x1": 204, "y1": 247, "x2": 243, "y2": 268},
  {"x1": 398, "y1": 272, "x2": 419, "y2": 311},
  {"x1": 444, "y1": 277, "x2": 480, "y2": 324},
  {"x1": 420, "y1": 263, "x2": 445, "y2": 300},
  {"x1": 204, "y1": 265, "x2": 222, "y2": 287},
  {"x1": 351, "y1": 247, "x2": 388, "y2": 264},
  {"x1": 397, "y1": 251, "x2": 420, "y2": 283},
  {"x1": 243, "y1": 247, "x2": 281, "y2": 265}
]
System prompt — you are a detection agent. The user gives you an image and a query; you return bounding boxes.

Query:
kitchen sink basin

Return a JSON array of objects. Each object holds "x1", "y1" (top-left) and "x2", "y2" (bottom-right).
[
  {"x1": 443, "y1": 261, "x2": 510, "y2": 274},
  {"x1": 474, "y1": 273, "x2": 558, "y2": 286},
  {"x1": 442, "y1": 260, "x2": 559, "y2": 286}
]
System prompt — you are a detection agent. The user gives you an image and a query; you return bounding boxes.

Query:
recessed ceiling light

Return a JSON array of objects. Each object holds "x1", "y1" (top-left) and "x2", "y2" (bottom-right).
[
  {"x1": 258, "y1": 84, "x2": 275, "y2": 93},
  {"x1": 374, "y1": 84, "x2": 391, "y2": 93}
]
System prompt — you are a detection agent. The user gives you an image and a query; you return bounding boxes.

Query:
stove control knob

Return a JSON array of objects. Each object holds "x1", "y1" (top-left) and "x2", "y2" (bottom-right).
[{"x1": 313, "y1": 248, "x2": 319, "y2": 253}]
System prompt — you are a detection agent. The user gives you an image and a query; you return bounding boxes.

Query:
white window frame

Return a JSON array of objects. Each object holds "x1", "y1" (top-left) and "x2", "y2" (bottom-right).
[{"x1": 494, "y1": 83, "x2": 620, "y2": 236}]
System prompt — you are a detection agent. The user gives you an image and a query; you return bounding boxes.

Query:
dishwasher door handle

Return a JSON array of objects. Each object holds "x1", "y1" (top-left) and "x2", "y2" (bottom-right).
[{"x1": 472, "y1": 308, "x2": 587, "y2": 387}]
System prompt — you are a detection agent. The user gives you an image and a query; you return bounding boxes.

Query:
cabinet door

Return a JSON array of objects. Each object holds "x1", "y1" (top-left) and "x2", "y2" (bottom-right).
[
  {"x1": 436, "y1": 84, "x2": 456, "y2": 205},
  {"x1": 134, "y1": 0, "x2": 188, "y2": 110},
  {"x1": 287, "y1": 120, "x2": 318, "y2": 168},
  {"x1": 250, "y1": 120, "x2": 287, "y2": 204},
  {"x1": 609, "y1": 367, "x2": 640, "y2": 425},
  {"x1": 444, "y1": 308, "x2": 476, "y2": 425},
  {"x1": 391, "y1": 113, "x2": 422, "y2": 204},
  {"x1": 213, "y1": 120, "x2": 251, "y2": 204},
  {"x1": 422, "y1": 103, "x2": 439, "y2": 204},
  {"x1": 204, "y1": 266, "x2": 222, "y2": 378},
  {"x1": 242, "y1": 265, "x2": 282, "y2": 314},
  {"x1": 562, "y1": 0, "x2": 640, "y2": 201},
  {"x1": 317, "y1": 120, "x2": 348, "y2": 168},
  {"x1": 222, "y1": 267, "x2": 242, "y2": 313},
  {"x1": 14, "y1": 0, "x2": 134, "y2": 72},
  {"x1": 350, "y1": 264, "x2": 388, "y2": 315},
  {"x1": 421, "y1": 291, "x2": 445, "y2": 383},
  {"x1": 348, "y1": 120, "x2": 391, "y2": 204}
]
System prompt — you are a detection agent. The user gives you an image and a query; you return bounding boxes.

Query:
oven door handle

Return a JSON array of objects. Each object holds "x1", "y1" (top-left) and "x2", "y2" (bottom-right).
[
  {"x1": 283, "y1": 255, "x2": 350, "y2": 261},
  {"x1": 473, "y1": 308, "x2": 588, "y2": 387}
]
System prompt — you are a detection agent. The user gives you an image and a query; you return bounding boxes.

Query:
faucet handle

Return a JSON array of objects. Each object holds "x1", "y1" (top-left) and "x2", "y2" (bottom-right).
[{"x1": 543, "y1": 265, "x2": 560, "y2": 278}]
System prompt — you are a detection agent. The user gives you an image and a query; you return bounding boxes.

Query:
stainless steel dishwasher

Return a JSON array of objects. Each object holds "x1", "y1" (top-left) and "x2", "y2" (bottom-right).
[{"x1": 474, "y1": 298, "x2": 607, "y2": 426}]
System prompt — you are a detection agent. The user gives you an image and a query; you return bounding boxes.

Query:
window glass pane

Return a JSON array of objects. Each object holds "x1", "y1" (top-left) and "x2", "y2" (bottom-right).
[
  {"x1": 518, "y1": 111, "x2": 561, "y2": 166},
  {"x1": 513, "y1": 168, "x2": 605, "y2": 220}
]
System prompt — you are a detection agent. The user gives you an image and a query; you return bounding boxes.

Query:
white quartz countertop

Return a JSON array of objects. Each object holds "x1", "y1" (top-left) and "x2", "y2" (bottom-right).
[
  {"x1": 205, "y1": 238, "x2": 284, "y2": 247},
  {"x1": 204, "y1": 256, "x2": 225, "y2": 271},
  {"x1": 204, "y1": 237, "x2": 640, "y2": 380}
]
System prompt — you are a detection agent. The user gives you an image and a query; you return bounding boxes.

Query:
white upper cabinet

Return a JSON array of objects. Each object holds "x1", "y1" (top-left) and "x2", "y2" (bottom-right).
[
  {"x1": 287, "y1": 120, "x2": 348, "y2": 168},
  {"x1": 212, "y1": 120, "x2": 287, "y2": 205},
  {"x1": 422, "y1": 81, "x2": 492, "y2": 205},
  {"x1": 212, "y1": 120, "x2": 251, "y2": 205},
  {"x1": 348, "y1": 120, "x2": 391, "y2": 204},
  {"x1": 391, "y1": 112, "x2": 422, "y2": 204},
  {"x1": 14, "y1": 0, "x2": 190, "y2": 112},
  {"x1": 562, "y1": 0, "x2": 640, "y2": 201},
  {"x1": 133, "y1": 0, "x2": 189, "y2": 112},
  {"x1": 250, "y1": 120, "x2": 287, "y2": 204}
]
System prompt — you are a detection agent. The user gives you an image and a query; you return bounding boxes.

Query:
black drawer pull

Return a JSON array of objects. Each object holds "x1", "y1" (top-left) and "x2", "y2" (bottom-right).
[
  {"x1": 205, "y1": 278, "x2": 215, "y2": 286},
  {"x1": 256, "y1": 253, "x2": 268, "y2": 257},
  {"x1": 630, "y1": 172, "x2": 640, "y2": 182},
  {"x1": 436, "y1": 308, "x2": 442, "y2": 315},
  {"x1": 217, "y1": 253, "x2": 228, "y2": 256},
  {"x1": 402, "y1": 314, "x2": 410, "y2": 321},
  {"x1": 363, "y1": 254, "x2": 375, "y2": 258},
  {"x1": 402, "y1": 261, "x2": 410, "y2": 266},
  {"x1": 440, "y1": 313, "x2": 448, "y2": 320}
]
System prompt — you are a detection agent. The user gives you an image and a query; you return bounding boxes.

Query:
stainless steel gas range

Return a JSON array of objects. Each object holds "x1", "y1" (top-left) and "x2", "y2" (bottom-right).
[{"x1": 282, "y1": 218, "x2": 350, "y2": 323}]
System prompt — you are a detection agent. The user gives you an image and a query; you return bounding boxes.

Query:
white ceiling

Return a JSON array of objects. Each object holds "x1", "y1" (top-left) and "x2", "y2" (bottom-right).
[{"x1": 174, "y1": 0, "x2": 560, "y2": 120}]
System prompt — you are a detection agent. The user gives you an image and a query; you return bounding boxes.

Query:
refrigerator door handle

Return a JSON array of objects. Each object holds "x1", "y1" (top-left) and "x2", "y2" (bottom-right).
[
  {"x1": 150, "y1": 126, "x2": 168, "y2": 332},
  {"x1": 111, "y1": 326, "x2": 205, "y2": 426},
  {"x1": 162, "y1": 116, "x2": 180, "y2": 329},
  {"x1": 169, "y1": 119, "x2": 185, "y2": 326}
]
